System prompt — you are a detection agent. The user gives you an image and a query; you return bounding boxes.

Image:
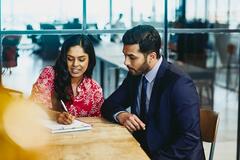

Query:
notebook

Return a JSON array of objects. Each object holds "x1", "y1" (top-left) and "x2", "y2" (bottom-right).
[{"x1": 42, "y1": 119, "x2": 92, "y2": 133}]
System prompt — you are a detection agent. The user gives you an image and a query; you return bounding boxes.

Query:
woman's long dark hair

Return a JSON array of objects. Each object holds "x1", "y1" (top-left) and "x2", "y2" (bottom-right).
[{"x1": 53, "y1": 34, "x2": 96, "y2": 103}]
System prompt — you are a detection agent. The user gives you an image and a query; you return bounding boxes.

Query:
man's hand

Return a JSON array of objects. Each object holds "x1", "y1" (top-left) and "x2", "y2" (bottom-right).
[
  {"x1": 117, "y1": 112, "x2": 145, "y2": 132},
  {"x1": 57, "y1": 112, "x2": 75, "y2": 125}
]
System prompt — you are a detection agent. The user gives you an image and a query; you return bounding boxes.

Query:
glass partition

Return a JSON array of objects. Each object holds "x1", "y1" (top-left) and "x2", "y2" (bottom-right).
[
  {"x1": 0, "y1": 0, "x2": 239, "y2": 159},
  {"x1": 86, "y1": 0, "x2": 109, "y2": 29},
  {"x1": 1, "y1": 0, "x2": 83, "y2": 30}
]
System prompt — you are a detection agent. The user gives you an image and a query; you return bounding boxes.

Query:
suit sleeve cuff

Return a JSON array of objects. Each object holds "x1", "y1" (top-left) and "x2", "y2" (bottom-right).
[{"x1": 113, "y1": 111, "x2": 127, "y2": 122}]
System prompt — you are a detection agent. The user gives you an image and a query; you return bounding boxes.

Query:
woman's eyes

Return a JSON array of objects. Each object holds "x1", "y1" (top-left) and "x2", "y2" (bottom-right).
[
  {"x1": 67, "y1": 57, "x2": 73, "y2": 61},
  {"x1": 79, "y1": 58, "x2": 86, "y2": 62},
  {"x1": 67, "y1": 57, "x2": 86, "y2": 62}
]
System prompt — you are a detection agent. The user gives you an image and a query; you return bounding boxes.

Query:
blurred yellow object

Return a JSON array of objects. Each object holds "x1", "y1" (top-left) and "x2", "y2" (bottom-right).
[{"x1": 0, "y1": 91, "x2": 49, "y2": 160}]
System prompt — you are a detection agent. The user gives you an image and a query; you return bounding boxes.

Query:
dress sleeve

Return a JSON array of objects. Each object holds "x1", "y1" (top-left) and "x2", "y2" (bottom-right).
[
  {"x1": 89, "y1": 80, "x2": 104, "y2": 117},
  {"x1": 30, "y1": 66, "x2": 55, "y2": 109}
]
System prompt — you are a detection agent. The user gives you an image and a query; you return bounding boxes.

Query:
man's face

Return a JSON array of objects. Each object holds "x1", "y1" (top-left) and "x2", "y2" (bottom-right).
[{"x1": 123, "y1": 44, "x2": 150, "y2": 75}]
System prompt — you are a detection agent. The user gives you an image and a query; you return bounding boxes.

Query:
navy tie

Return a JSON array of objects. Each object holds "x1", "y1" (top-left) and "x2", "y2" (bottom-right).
[{"x1": 140, "y1": 76, "x2": 148, "y2": 123}]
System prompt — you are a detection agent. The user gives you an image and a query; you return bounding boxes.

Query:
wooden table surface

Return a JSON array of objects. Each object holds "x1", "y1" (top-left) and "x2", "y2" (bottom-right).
[{"x1": 38, "y1": 117, "x2": 149, "y2": 160}]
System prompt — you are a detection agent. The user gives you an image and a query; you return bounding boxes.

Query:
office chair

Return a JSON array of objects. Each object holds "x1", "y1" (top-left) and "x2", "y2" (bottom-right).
[
  {"x1": 196, "y1": 80, "x2": 214, "y2": 108},
  {"x1": 2, "y1": 35, "x2": 21, "y2": 70},
  {"x1": 200, "y1": 108, "x2": 220, "y2": 160}
]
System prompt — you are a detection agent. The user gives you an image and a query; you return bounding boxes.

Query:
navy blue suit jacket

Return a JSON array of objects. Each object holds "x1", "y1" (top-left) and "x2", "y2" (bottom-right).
[{"x1": 101, "y1": 59, "x2": 205, "y2": 160}]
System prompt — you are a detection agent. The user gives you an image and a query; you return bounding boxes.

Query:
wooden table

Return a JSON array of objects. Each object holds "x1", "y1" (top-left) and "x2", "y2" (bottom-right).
[{"x1": 38, "y1": 117, "x2": 149, "y2": 160}]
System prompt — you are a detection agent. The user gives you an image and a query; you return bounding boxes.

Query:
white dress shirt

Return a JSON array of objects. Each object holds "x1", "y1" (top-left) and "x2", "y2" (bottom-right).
[
  {"x1": 113, "y1": 56, "x2": 163, "y2": 121},
  {"x1": 136, "y1": 56, "x2": 162, "y2": 115}
]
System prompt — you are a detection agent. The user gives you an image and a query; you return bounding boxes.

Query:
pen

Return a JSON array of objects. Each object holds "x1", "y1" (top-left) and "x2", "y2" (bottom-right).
[{"x1": 60, "y1": 100, "x2": 68, "y2": 112}]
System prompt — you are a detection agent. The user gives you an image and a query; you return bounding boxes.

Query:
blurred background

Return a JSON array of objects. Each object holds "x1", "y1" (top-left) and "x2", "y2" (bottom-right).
[{"x1": 0, "y1": 0, "x2": 239, "y2": 159}]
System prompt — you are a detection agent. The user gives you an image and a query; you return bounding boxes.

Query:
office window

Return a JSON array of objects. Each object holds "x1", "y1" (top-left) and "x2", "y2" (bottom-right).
[
  {"x1": 111, "y1": 0, "x2": 131, "y2": 28},
  {"x1": 86, "y1": 0, "x2": 109, "y2": 29},
  {"x1": 186, "y1": 0, "x2": 206, "y2": 21},
  {"x1": 1, "y1": 0, "x2": 83, "y2": 30},
  {"x1": 229, "y1": 0, "x2": 240, "y2": 28},
  {"x1": 168, "y1": 0, "x2": 179, "y2": 22},
  {"x1": 208, "y1": 0, "x2": 228, "y2": 24},
  {"x1": 131, "y1": 0, "x2": 164, "y2": 28}
]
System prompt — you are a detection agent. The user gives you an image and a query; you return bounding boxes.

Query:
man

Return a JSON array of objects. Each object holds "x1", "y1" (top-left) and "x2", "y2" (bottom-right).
[{"x1": 101, "y1": 25, "x2": 205, "y2": 160}]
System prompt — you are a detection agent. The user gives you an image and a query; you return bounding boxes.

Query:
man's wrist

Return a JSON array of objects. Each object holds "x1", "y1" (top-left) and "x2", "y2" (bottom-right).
[{"x1": 113, "y1": 111, "x2": 127, "y2": 123}]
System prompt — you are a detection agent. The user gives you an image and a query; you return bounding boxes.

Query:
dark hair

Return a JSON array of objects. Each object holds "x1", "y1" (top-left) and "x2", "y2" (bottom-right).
[
  {"x1": 53, "y1": 34, "x2": 96, "y2": 102},
  {"x1": 122, "y1": 25, "x2": 161, "y2": 58}
]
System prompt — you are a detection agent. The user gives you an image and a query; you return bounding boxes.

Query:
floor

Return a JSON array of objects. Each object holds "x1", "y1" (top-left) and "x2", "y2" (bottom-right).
[
  {"x1": 1, "y1": 37, "x2": 239, "y2": 160},
  {"x1": 208, "y1": 86, "x2": 238, "y2": 160}
]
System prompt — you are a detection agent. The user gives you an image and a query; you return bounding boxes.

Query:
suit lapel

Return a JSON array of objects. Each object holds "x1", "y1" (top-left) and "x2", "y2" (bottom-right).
[
  {"x1": 148, "y1": 59, "x2": 180, "y2": 119},
  {"x1": 148, "y1": 59, "x2": 169, "y2": 116}
]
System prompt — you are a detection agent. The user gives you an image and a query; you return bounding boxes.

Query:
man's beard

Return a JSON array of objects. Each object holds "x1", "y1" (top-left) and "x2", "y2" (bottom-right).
[{"x1": 128, "y1": 59, "x2": 149, "y2": 76}]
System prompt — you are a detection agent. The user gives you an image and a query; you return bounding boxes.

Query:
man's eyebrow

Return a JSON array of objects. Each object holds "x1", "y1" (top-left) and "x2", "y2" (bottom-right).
[
  {"x1": 127, "y1": 53, "x2": 138, "y2": 57},
  {"x1": 123, "y1": 52, "x2": 135, "y2": 56}
]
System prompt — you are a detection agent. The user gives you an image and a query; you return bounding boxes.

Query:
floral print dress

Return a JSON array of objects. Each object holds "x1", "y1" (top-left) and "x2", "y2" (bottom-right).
[{"x1": 30, "y1": 66, "x2": 104, "y2": 117}]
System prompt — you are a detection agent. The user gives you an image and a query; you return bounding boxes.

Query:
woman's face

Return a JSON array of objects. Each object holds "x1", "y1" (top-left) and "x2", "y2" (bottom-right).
[{"x1": 67, "y1": 45, "x2": 89, "y2": 78}]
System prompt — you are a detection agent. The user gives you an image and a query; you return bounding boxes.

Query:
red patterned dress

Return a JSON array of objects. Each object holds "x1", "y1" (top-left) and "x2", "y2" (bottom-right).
[{"x1": 30, "y1": 66, "x2": 104, "y2": 117}]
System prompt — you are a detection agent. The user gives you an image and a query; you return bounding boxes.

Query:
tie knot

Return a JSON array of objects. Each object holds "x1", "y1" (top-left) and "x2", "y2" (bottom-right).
[
  {"x1": 141, "y1": 76, "x2": 148, "y2": 93},
  {"x1": 142, "y1": 76, "x2": 148, "y2": 86}
]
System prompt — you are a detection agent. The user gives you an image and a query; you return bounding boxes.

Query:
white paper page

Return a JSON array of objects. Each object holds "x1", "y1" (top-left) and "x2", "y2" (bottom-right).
[{"x1": 42, "y1": 119, "x2": 92, "y2": 133}]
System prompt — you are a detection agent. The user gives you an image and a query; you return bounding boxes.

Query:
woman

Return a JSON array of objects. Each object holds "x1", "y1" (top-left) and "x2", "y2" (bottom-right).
[{"x1": 31, "y1": 35, "x2": 104, "y2": 124}]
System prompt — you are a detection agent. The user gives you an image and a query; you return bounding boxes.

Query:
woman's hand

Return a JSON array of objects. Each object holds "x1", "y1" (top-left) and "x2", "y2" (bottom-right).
[{"x1": 57, "y1": 112, "x2": 75, "y2": 125}]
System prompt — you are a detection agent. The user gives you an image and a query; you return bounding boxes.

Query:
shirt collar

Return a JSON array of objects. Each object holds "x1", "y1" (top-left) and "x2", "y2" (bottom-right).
[{"x1": 144, "y1": 56, "x2": 162, "y2": 83}]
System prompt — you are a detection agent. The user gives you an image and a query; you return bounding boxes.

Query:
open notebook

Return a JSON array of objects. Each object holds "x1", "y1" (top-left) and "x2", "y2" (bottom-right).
[{"x1": 42, "y1": 119, "x2": 92, "y2": 133}]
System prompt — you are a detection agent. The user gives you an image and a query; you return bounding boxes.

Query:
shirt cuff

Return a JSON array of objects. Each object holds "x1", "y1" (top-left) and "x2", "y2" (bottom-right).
[{"x1": 113, "y1": 111, "x2": 127, "y2": 122}]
